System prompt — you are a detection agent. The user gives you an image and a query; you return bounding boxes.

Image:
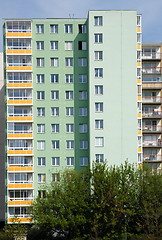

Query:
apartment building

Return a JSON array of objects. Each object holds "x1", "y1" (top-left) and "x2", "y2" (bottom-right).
[
  {"x1": 3, "y1": 11, "x2": 141, "y2": 223},
  {"x1": 142, "y1": 43, "x2": 162, "y2": 171}
]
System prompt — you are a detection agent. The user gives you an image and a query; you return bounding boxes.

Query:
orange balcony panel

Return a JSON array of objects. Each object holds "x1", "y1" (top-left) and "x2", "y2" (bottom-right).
[
  {"x1": 138, "y1": 147, "x2": 142, "y2": 152},
  {"x1": 7, "y1": 100, "x2": 32, "y2": 104},
  {"x1": 7, "y1": 66, "x2": 32, "y2": 71},
  {"x1": 8, "y1": 183, "x2": 33, "y2": 189},
  {"x1": 8, "y1": 200, "x2": 33, "y2": 206},
  {"x1": 7, "y1": 83, "x2": 32, "y2": 88},
  {"x1": 6, "y1": 49, "x2": 32, "y2": 54},
  {"x1": 6, "y1": 32, "x2": 32, "y2": 37},
  {"x1": 138, "y1": 96, "x2": 142, "y2": 101},
  {"x1": 137, "y1": 62, "x2": 141, "y2": 67},
  {"x1": 8, "y1": 217, "x2": 32, "y2": 223},
  {"x1": 137, "y1": 45, "x2": 141, "y2": 50},
  {"x1": 8, "y1": 166, "x2": 33, "y2": 172},
  {"x1": 137, "y1": 79, "x2": 141, "y2": 84},
  {"x1": 8, "y1": 116, "x2": 32, "y2": 121},
  {"x1": 8, "y1": 133, "x2": 32, "y2": 138},
  {"x1": 137, "y1": 27, "x2": 141, "y2": 32},
  {"x1": 138, "y1": 113, "x2": 142, "y2": 118},
  {"x1": 138, "y1": 130, "x2": 142, "y2": 135},
  {"x1": 8, "y1": 150, "x2": 33, "y2": 155}
]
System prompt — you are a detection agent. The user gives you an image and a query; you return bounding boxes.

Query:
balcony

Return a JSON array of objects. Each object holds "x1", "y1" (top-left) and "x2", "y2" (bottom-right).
[
  {"x1": 6, "y1": 63, "x2": 32, "y2": 71},
  {"x1": 142, "y1": 96, "x2": 161, "y2": 103},
  {"x1": 8, "y1": 129, "x2": 33, "y2": 139},
  {"x1": 143, "y1": 154, "x2": 162, "y2": 162},
  {"x1": 7, "y1": 97, "x2": 32, "y2": 105},
  {"x1": 143, "y1": 140, "x2": 162, "y2": 147},
  {"x1": 142, "y1": 125, "x2": 162, "y2": 132},
  {"x1": 142, "y1": 67, "x2": 162, "y2": 74},
  {"x1": 142, "y1": 52, "x2": 162, "y2": 60},
  {"x1": 8, "y1": 200, "x2": 33, "y2": 206},
  {"x1": 7, "y1": 114, "x2": 33, "y2": 122},
  {"x1": 8, "y1": 183, "x2": 33, "y2": 189},
  {"x1": 142, "y1": 111, "x2": 162, "y2": 118},
  {"x1": 8, "y1": 146, "x2": 33, "y2": 155},
  {"x1": 6, "y1": 21, "x2": 32, "y2": 38},
  {"x1": 7, "y1": 80, "x2": 32, "y2": 88},
  {"x1": 8, "y1": 166, "x2": 33, "y2": 172}
]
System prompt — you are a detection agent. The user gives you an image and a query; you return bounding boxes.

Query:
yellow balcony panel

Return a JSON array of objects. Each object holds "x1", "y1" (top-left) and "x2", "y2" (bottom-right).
[
  {"x1": 138, "y1": 147, "x2": 142, "y2": 152},
  {"x1": 137, "y1": 79, "x2": 141, "y2": 84},
  {"x1": 138, "y1": 96, "x2": 142, "y2": 101},
  {"x1": 8, "y1": 183, "x2": 33, "y2": 189},
  {"x1": 136, "y1": 27, "x2": 141, "y2": 32},
  {"x1": 8, "y1": 150, "x2": 33, "y2": 155},
  {"x1": 137, "y1": 45, "x2": 141, "y2": 50},
  {"x1": 7, "y1": 99, "x2": 32, "y2": 105},
  {"x1": 138, "y1": 113, "x2": 142, "y2": 118},
  {"x1": 137, "y1": 62, "x2": 141, "y2": 67},
  {"x1": 8, "y1": 200, "x2": 33, "y2": 206},
  {"x1": 8, "y1": 166, "x2": 33, "y2": 172},
  {"x1": 6, "y1": 32, "x2": 32, "y2": 38},
  {"x1": 7, "y1": 66, "x2": 32, "y2": 71},
  {"x1": 7, "y1": 83, "x2": 32, "y2": 88},
  {"x1": 8, "y1": 116, "x2": 32, "y2": 121},
  {"x1": 8, "y1": 133, "x2": 32, "y2": 138},
  {"x1": 138, "y1": 130, "x2": 142, "y2": 135},
  {"x1": 8, "y1": 217, "x2": 32, "y2": 223},
  {"x1": 6, "y1": 49, "x2": 32, "y2": 54}
]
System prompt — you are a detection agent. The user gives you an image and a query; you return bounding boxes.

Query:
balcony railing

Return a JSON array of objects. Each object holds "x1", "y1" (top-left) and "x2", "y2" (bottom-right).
[
  {"x1": 142, "y1": 67, "x2": 162, "y2": 74},
  {"x1": 7, "y1": 63, "x2": 32, "y2": 67},
  {"x1": 8, "y1": 163, "x2": 33, "y2": 167},
  {"x1": 7, "y1": 80, "x2": 32, "y2": 83},
  {"x1": 143, "y1": 154, "x2": 162, "y2": 162},
  {"x1": 142, "y1": 125, "x2": 162, "y2": 132},
  {"x1": 8, "y1": 130, "x2": 32, "y2": 134},
  {"x1": 8, "y1": 180, "x2": 33, "y2": 184},
  {"x1": 142, "y1": 52, "x2": 162, "y2": 60},
  {"x1": 143, "y1": 140, "x2": 162, "y2": 147},
  {"x1": 8, "y1": 97, "x2": 32, "y2": 100},
  {"x1": 7, "y1": 46, "x2": 31, "y2": 50},
  {"x1": 8, "y1": 147, "x2": 33, "y2": 151},
  {"x1": 142, "y1": 111, "x2": 162, "y2": 118},
  {"x1": 8, "y1": 113, "x2": 32, "y2": 117},
  {"x1": 142, "y1": 96, "x2": 161, "y2": 103},
  {"x1": 9, "y1": 197, "x2": 33, "y2": 201}
]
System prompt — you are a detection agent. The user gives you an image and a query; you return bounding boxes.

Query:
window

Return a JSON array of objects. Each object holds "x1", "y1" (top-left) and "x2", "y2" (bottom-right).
[
  {"x1": 36, "y1": 74, "x2": 44, "y2": 83},
  {"x1": 95, "y1": 68, "x2": 103, "y2": 77},
  {"x1": 51, "y1": 74, "x2": 59, "y2": 83},
  {"x1": 36, "y1": 41, "x2": 44, "y2": 50},
  {"x1": 79, "y1": 124, "x2": 88, "y2": 133},
  {"x1": 80, "y1": 140, "x2": 88, "y2": 149},
  {"x1": 66, "y1": 124, "x2": 74, "y2": 133},
  {"x1": 65, "y1": 24, "x2": 73, "y2": 33},
  {"x1": 78, "y1": 24, "x2": 86, "y2": 33},
  {"x1": 95, "y1": 51, "x2": 103, "y2": 60},
  {"x1": 52, "y1": 173, "x2": 60, "y2": 182},
  {"x1": 78, "y1": 41, "x2": 87, "y2": 50},
  {"x1": 137, "y1": 33, "x2": 142, "y2": 43},
  {"x1": 79, "y1": 74, "x2": 87, "y2": 83},
  {"x1": 137, "y1": 15, "x2": 141, "y2": 26},
  {"x1": 79, "y1": 91, "x2": 87, "y2": 100},
  {"x1": 37, "y1": 124, "x2": 45, "y2": 133},
  {"x1": 78, "y1": 58, "x2": 87, "y2": 67},
  {"x1": 51, "y1": 124, "x2": 59, "y2": 133},
  {"x1": 95, "y1": 120, "x2": 103, "y2": 129},
  {"x1": 37, "y1": 157, "x2": 46, "y2": 166},
  {"x1": 37, "y1": 141, "x2": 45, "y2": 150},
  {"x1": 52, "y1": 157, "x2": 60, "y2": 166},
  {"x1": 95, "y1": 103, "x2": 103, "y2": 112},
  {"x1": 38, "y1": 190, "x2": 46, "y2": 198},
  {"x1": 66, "y1": 140, "x2": 74, "y2": 149},
  {"x1": 38, "y1": 174, "x2": 46, "y2": 183},
  {"x1": 65, "y1": 74, "x2": 73, "y2": 83},
  {"x1": 37, "y1": 91, "x2": 45, "y2": 100},
  {"x1": 94, "y1": 33, "x2": 103, "y2": 43},
  {"x1": 95, "y1": 137, "x2": 104, "y2": 147},
  {"x1": 50, "y1": 24, "x2": 58, "y2": 33},
  {"x1": 95, "y1": 85, "x2": 103, "y2": 95},
  {"x1": 36, "y1": 24, "x2": 44, "y2": 33},
  {"x1": 79, "y1": 107, "x2": 87, "y2": 116},
  {"x1": 65, "y1": 41, "x2": 73, "y2": 50},
  {"x1": 95, "y1": 154, "x2": 104, "y2": 163},
  {"x1": 51, "y1": 140, "x2": 60, "y2": 149},
  {"x1": 51, "y1": 91, "x2": 59, "y2": 100},
  {"x1": 65, "y1": 91, "x2": 73, "y2": 100},
  {"x1": 37, "y1": 58, "x2": 44, "y2": 67},
  {"x1": 37, "y1": 107, "x2": 45, "y2": 116},
  {"x1": 51, "y1": 58, "x2": 59, "y2": 67},
  {"x1": 51, "y1": 107, "x2": 59, "y2": 116},
  {"x1": 66, "y1": 107, "x2": 74, "y2": 116},
  {"x1": 94, "y1": 16, "x2": 103, "y2": 26},
  {"x1": 80, "y1": 157, "x2": 88, "y2": 166},
  {"x1": 50, "y1": 41, "x2": 58, "y2": 50},
  {"x1": 66, "y1": 157, "x2": 74, "y2": 166},
  {"x1": 65, "y1": 58, "x2": 73, "y2": 67}
]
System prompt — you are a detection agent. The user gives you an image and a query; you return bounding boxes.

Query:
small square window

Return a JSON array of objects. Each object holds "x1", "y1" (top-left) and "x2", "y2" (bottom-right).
[
  {"x1": 38, "y1": 174, "x2": 46, "y2": 183},
  {"x1": 37, "y1": 141, "x2": 45, "y2": 150},
  {"x1": 66, "y1": 124, "x2": 74, "y2": 133},
  {"x1": 52, "y1": 157, "x2": 60, "y2": 166},
  {"x1": 36, "y1": 41, "x2": 44, "y2": 50},
  {"x1": 66, "y1": 140, "x2": 74, "y2": 149},
  {"x1": 65, "y1": 58, "x2": 73, "y2": 67},
  {"x1": 51, "y1": 107, "x2": 59, "y2": 116},
  {"x1": 94, "y1": 51, "x2": 103, "y2": 60},
  {"x1": 66, "y1": 157, "x2": 74, "y2": 166},
  {"x1": 78, "y1": 41, "x2": 87, "y2": 50},
  {"x1": 94, "y1": 33, "x2": 103, "y2": 43},
  {"x1": 37, "y1": 157, "x2": 46, "y2": 166},
  {"x1": 51, "y1": 58, "x2": 59, "y2": 67},
  {"x1": 95, "y1": 103, "x2": 103, "y2": 112},
  {"x1": 95, "y1": 137, "x2": 104, "y2": 147},
  {"x1": 51, "y1": 140, "x2": 60, "y2": 149},
  {"x1": 95, "y1": 68, "x2": 103, "y2": 78},
  {"x1": 36, "y1": 74, "x2": 44, "y2": 83},
  {"x1": 52, "y1": 173, "x2": 60, "y2": 182},
  {"x1": 95, "y1": 120, "x2": 103, "y2": 129},
  {"x1": 78, "y1": 58, "x2": 87, "y2": 67},
  {"x1": 37, "y1": 91, "x2": 45, "y2": 100},
  {"x1": 95, "y1": 85, "x2": 103, "y2": 95},
  {"x1": 79, "y1": 91, "x2": 87, "y2": 100},
  {"x1": 79, "y1": 124, "x2": 88, "y2": 133},
  {"x1": 37, "y1": 58, "x2": 44, "y2": 67},
  {"x1": 37, "y1": 124, "x2": 45, "y2": 133},
  {"x1": 37, "y1": 108, "x2": 45, "y2": 116},
  {"x1": 65, "y1": 24, "x2": 73, "y2": 33},
  {"x1": 50, "y1": 24, "x2": 58, "y2": 33},
  {"x1": 65, "y1": 74, "x2": 73, "y2": 83},
  {"x1": 79, "y1": 107, "x2": 87, "y2": 116},
  {"x1": 51, "y1": 124, "x2": 59, "y2": 133},
  {"x1": 36, "y1": 24, "x2": 44, "y2": 34},
  {"x1": 66, "y1": 107, "x2": 74, "y2": 116},
  {"x1": 50, "y1": 41, "x2": 58, "y2": 50},
  {"x1": 80, "y1": 140, "x2": 88, "y2": 149},
  {"x1": 95, "y1": 154, "x2": 104, "y2": 163},
  {"x1": 79, "y1": 74, "x2": 87, "y2": 83},
  {"x1": 65, "y1": 91, "x2": 73, "y2": 100},
  {"x1": 65, "y1": 41, "x2": 73, "y2": 50},
  {"x1": 94, "y1": 16, "x2": 103, "y2": 26},
  {"x1": 80, "y1": 157, "x2": 88, "y2": 166},
  {"x1": 51, "y1": 90, "x2": 59, "y2": 100},
  {"x1": 78, "y1": 24, "x2": 86, "y2": 33},
  {"x1": 51, "y1": 74, "x2": 59, "y2": 83}
]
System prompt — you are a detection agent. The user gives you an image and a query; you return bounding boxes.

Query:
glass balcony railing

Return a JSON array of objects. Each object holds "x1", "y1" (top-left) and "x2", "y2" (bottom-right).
[
  {"x1": 143, "y1": 154, "x2": 162, "y2": 162},
  {"x1": 7, "y1": 63, "x2": 32, "y2": 67},
  {"x1": 8, "y1": 96, "x2": 32, "y2": 100},
  {"x1": 7, "y1": 79, "x2": 32, "y2": 83},
  {"x1": 8, "y1": 130, "x2": 32, "y2": 134},
  {"x1": 143, "y1": 140, "x2": 162, "y2": 147},
  {"x1": 9, "y1": 197, "x2": 33, "y2": 201},
  {"x1": 142, "y1": 96, "x2": 161, "y2": 103},
  {"x1": 142, "y1": 67, "x2": 162, "y2": 74},
  {"x1": 142, "y1": 52, "x2": 162, "y2": 60},
  {"x1": 142, "y1": 125, "x2": 162, "y2": 132},
  {"x1": 142, "y1": 111, "x2": 162, "y2": 118},
  {"x1": 8, "y1": 147, "x2": 33, "y2": 151}
]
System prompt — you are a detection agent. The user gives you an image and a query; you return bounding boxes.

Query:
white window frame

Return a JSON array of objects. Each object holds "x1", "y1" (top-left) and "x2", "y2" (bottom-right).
[
  {"x1": 95, "y1": 85, "x2": 103, "y2": 95},
  {"x1": 65, "y1": 74, "x2": 73, "y2": 83},
  {"x1": 36, "y1": 41, "x2": 44, "y2": 50},
  {"x1": 65, "y1": 91, "x2": 74, "y2": 100},
  {"x1": 79, "y1": 74, "x2": 87, "y2": 83},
  {"x1": 95, "y1": 103, "x2": 103, "y2": 112},
  {"x1": 66, "y1": 124, "x2": 74, "y2": 133},
  {"x1": 65, "y1": 58, "x2": 73, "y2": 67},
  {"x1": 80, "y1": 157, "x2": 88, "y2": 166},
  {"x1": 51, "y1": 157, "x2": 60, "y2": 166},
  {"x1": 94, "y1": 16, "x2": 103, "y2": 26},
  {"x1": 65, "y1": 41, "x2": 73, "y2": 50},
  {"x1": 36, "y1": 24, "x2": 44, "y2": 34},
  {"x1": 36, "y1": 74, "x2": 44, "y2": 83},
  {"x1": 95, "y1": 154, "x2": 104, "y2": 163},
  {"x1": 78, "y1": 24, "x2": 86, "y2": 33},
  {"x1": 66, "y1": 107, "x2": 74, "y2": 116},
  {"x1": 51, "y1": 91, "x2": 59, "y2": 100},
  {"x1": 37, "y1": 58, "x2": 44, "y2": 67},
  {"x1": 95, "y1": 68, "x2": 103, "y2": 77},
  {"x1": 51, "y1": 124, "x2": 59, "y2": 133},
  {"x1": 37, "y1": 107, "x2": 45, "y2": 116},
  {"x1": 51, "y1": 140, "x2": 60, "y2": 150},
  {"x1": 79, "y1": 124, "x2": 88, "y2": 133},
  {"x1": 37, "y1": 91, "x2": 45, "y2": 100},
  {"x1": 51, "y1": 58, "x2": 59, "y2": 67},
  {"x1": 65, "y1": 24, "x2": 73, "y2": 33},
  {"x1": 66, "y1": 140, "x2": 74, "y2": 149},
  {"x1": 50, "y1": 41, "x2": 58, "y2": 50},
  {"x1": 37, "y1": 124, "x2": 45, "y2": 133},
  {"x1": 38, "y1": 174, "x2": 46, "y2": 183},
  {"x1": 66, "y1": 157, "x2": 74, "y2": 166},
  {"x1": 51, "y1": 107, "x2": 59, "y2": 116},
  {"x1": 37, "y1": 157, "x2": 46, "y2": 166},
  {"x1": 79, "y1": 91, "x2": 87, "y2": 100},
  {"x1": 94, "y1": 33, "x2": 103, "y2": 43},
  {"x1": 95, "y1": 120, "x2": 103, "y2": 129},
  {"x1": 80, "y1": 140, "x2": 88, "y2": 149},
  {"x1": 51, "y1": 74, "x2": 59, "y2": 83},
  {"x1": 37, "y1": 141, "x2": 45, "y2": 150},
  {"x1": 50, "y1": 24, "x2": 58, "y2": 33},
  {"x1": 95, "y1": 51, "x2": 103, "y2": 60},
  {"x1": 79, "y1": 107, "x2": 87, "y2": 116},
  {"x1": 95, "y1": 137, "x2": 104, "y2": 147},
  {"x1": 78, "y1": 58, "x2": 87, "y2": 67}
]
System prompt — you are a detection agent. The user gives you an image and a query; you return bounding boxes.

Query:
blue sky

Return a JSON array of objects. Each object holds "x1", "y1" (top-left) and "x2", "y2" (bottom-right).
[{"x1": 1, "y1": 0, "x2": 162, "y2": 50}]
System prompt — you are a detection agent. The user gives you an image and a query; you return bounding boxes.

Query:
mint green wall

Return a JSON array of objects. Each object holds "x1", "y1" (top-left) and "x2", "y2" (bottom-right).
[
  {"x1": 88, "y1": 11, "x2": 138, "y2": 167},
  {"x1": 32, "y1": 19, "x2": 89, "y2": 195}
]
